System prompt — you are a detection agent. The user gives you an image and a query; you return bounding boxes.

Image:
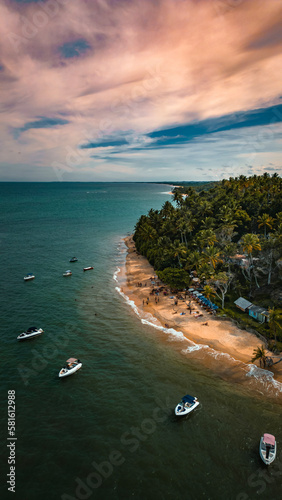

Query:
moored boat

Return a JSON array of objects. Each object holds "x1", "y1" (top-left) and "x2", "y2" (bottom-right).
[
  {"x1": 175, "y1": 394, "x2": 199, "y2": 416},
  {"x1": 24, "y1": 273, "x2": 35, "y2": 281},
  {"x1": 17, "y1": 327, "x2": 44, "y2": 341},
  {"x1": 69, "y1": 257, "x2": 78, "y2": 262},
  {"x1": 63, "y1": 270, "x2": 72, "y2": 276},
  {"x1": 259, "y1": 434, "x2": 276, "y2": 465},
  {"x1": 83, "y1": 266, "x2": 93, "y2": 271},
  {"x1": 59, "y1": 358, "x2": 82, "y2": 378}
]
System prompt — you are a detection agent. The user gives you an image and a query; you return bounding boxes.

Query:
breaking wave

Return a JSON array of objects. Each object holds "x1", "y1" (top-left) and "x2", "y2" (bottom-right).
[{"x1": 246, "y1": 364, "x2": 282, "y2": 393}]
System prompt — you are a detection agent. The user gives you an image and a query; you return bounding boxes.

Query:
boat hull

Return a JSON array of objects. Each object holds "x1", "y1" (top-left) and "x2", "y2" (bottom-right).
[
  {"x1": 58, "y1": 363, "x2": 82, "y2": 378},
  {"x1": 24, "y1": 276, "x2": 35, "y2": 281},
  {"x1": 17, "y1": 329, "x2": 44, "y2": 341},
  {"x1": 83, "y1": 267, "x2": 93, "y2": 271}
]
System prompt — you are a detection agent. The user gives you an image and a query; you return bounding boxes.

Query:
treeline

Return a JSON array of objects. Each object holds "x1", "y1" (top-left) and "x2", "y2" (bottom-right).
[
  {"x1": 158, "y1": 181, "x2": 218, "y2": 192},
  {"x1": 133, "y1": 174, "x2": 282, "y2": 331}
]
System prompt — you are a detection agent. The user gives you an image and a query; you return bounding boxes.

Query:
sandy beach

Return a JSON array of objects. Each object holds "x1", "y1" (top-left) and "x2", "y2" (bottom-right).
[{"x1": 121, "y1": 236, "x2": 282, "y2": 384}]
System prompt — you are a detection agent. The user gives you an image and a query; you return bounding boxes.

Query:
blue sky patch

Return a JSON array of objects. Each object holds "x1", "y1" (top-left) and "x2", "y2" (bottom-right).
[
  {"x1": 59, "y1": 39, "x2": 91, "y2": 59},
  {"x1": 14, "y1": 117, "x2": 69, "y2": 138},
  {"x1": 81, "y1": 139, "x2": 129, "y2": 149},
  {"x1": 146, "y1": 104, "x2": 282, "y2": 148}
]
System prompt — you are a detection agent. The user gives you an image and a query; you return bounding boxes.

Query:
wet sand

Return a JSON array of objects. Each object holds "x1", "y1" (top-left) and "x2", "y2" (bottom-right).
[{"x1": 121, "y1": 236, "x2": 282, "y2": 383}]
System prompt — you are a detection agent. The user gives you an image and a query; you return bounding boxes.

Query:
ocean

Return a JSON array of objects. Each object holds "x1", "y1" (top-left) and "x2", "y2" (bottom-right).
[{"x1": 0, "y1": 182, "x2": 281, "y2": 500}]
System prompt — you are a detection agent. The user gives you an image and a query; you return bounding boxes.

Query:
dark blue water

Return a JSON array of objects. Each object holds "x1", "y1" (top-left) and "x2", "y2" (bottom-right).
[{"x1": 0, "y1": 183, "x2": 281, "y2": 500}]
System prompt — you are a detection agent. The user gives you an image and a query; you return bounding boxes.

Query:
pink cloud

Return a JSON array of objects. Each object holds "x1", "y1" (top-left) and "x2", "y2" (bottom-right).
[{"x1": 0, "y1": 0, "x2": 281, "y2": 178}]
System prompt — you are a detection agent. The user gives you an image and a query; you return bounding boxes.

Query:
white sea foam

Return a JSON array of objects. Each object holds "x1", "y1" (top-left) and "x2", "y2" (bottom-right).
[
  {"x1": 114, "y1": 267, "x2": 282, "y2": 395},
  {"x1": 113, "y1": 267, "x2": 120, "y2": 282},
  {"x1": 115, "y1": 286, "x2": 141, "y2": 318},
  {"x1": 182, "y1": 344, "x2": 209, "y2": 353},
  {"x1": 246, "y1": 364, "x2": 282, "y2": 393}
]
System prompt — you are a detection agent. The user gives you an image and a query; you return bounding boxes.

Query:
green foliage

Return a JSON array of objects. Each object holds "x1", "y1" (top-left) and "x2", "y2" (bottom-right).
[
  {"x1": 157, "y1": 268, "x2": 191, "y2": 290},
  {"x1": 133, "y1": 174, "x2": 282, "y2": 343}
]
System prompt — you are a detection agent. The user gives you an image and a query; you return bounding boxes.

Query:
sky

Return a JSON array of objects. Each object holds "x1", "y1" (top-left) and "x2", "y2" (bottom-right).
[{"x1": 0, "y1": 0, "x2": 281, "y2": 182}]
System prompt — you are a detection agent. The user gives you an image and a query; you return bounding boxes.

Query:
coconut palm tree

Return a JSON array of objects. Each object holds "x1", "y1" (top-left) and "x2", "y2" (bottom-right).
[
  {"x1": 241, "y1": 233, "x2": 261, "y2": 289},
  {"x1": 203, "y1": 284, "x2": 216, "y2": 302},
  {"x1": 268, "y1": 307, "x2": 282, "y2": 344},
  {"x1": 187, "y1": 250, "x2": 204, "y2": 274},
  {"x1": 196, "y1": 229, "x2": 217, "y2": 250},
  {"x1": 251, "y1": 345, "x2": 267, "y2": 368},
  {"x1": 203, "y1": 246, "x2": 223, "y2": 270},
  {"x1": 170, "y1": 240, "x2": 187, "y2": 267},
  {"x1": 257, "y1": 213, "x2": 274, "y2": 238}
]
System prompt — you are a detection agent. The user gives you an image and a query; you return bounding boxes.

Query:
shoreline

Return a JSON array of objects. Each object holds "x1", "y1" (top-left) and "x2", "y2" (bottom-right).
[{"x1": 120, "y1": 235, "x2": 282, "y2": 385}]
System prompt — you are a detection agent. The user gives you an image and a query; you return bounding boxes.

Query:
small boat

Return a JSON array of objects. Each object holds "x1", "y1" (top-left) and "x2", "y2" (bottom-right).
[
  {"x1": 259, "y1": 434, "x2": 276, "y2": 465},
  {"x1": 175, "y1": 394, "x2": 199, "y2": 416},
  {"x1": 69, "y1": 257, "x2": 78, "y2": 262},
  {"x1": 59, "y1": 358, "x2": 82, "y2": 378},
  {"x1": 24, "y1": 273, "x2": 35, "y2": 281},
  {"x1": 83, "y1": 266, "x2": 93, "y2": 271},
  {"x1": 63, "y1": 270, "x2": 72, "y2": 276},
  {"x1": 17, "y1": 326, "x2": 44, "y2": 341}
]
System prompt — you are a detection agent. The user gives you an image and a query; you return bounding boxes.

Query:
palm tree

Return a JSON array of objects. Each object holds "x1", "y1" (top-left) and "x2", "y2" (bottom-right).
[
  {"x1": 268, "y1": 307, "x2": 282, "y2": 344},
  {"x1": 138, "y1": 223, "x2": 157, "y2": 243},
  {"x1": 196, "y1": 229, "x2": 217, "y2": 250},
  {"x1": 241, "y1": 233, "x2": 261, "y2": 289},
  {"x1": 241, "y1": 233, "x2": 261, "y2": 255},
  {"x1": 203, "y1": 246, "x2": 223, "y2": 270},
  {"x1": 161, "y1": 201, "x2": 175, "y2": 219},
  {"x1": 187, "y1": 250, "x2": 204, "y2": 274},
  {"x1": 173, "y1": 190, "x2": 184, "y2": 207},
  {"x1": 170, "y1": 240, "x2": 187, "y2": 267},
  {"x1": 257, "y1": 213, "x2": 274, "y2": 238},
  {"x1": 251, "y1": 345, "x2": 267, "y2": 368},
  {"x1": 201, "y1": 217, "x2": 215, "y2": 230},
  {"x1": 203, "y1": 284, "x2": 216, "y2": 302}
]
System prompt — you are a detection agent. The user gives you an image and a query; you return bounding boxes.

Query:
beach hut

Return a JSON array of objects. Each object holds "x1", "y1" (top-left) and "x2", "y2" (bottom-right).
[
  {"x1": 234, "y1": 297, "x2": 252, "y2": 312},
  {"x1": 248, "y1": 305, "x2": 268, "y2": 323}
]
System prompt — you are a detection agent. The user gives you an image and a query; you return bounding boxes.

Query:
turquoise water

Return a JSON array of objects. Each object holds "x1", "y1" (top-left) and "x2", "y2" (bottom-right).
[{"x1": 0, "y1": 182, "x2": 281, "y2": 500}]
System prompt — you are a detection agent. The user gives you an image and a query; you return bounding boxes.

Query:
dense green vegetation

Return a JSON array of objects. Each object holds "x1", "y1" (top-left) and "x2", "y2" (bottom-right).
[
  {"x1": 157, "y1": 181, "x2": 219, "y2": 192},
  {"x1": 134, "y1": 174, "x2": 282, "y2": 348}
]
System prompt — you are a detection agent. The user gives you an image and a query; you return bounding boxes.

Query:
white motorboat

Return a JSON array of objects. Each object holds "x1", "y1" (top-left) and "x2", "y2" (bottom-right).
[
  {"x1": 24, "y1": 273, "x2": 35, "y2": 281},
  {"x1": 259, "y1": 434, "x2": 276, "y2": 465},
  {"x1": 69, "y1": 257, "x2": 78, "y2": 262},
  {"x1": 17, "y1": 327, "x2": 44, "y2": 341},
  {"x1": 59, "y1": 358, "x2": 82, "y2": 378},
  {"x1": 63, "y1": 270, "x2": 72, "y2": 276},
  {"x1": 175, "y1": 394, "x2": 199, "y2": 416}
]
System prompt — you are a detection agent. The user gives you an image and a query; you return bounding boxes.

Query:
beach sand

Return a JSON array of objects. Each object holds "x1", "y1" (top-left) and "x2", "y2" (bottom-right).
[{"x1": 121, "y1": 236, "x2": 282, "y2": 384}]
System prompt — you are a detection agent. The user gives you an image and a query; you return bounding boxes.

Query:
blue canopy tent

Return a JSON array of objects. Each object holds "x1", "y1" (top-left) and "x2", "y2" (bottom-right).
[{"x1": 181, "y1": 394, "x2": 196, "y2": 404}]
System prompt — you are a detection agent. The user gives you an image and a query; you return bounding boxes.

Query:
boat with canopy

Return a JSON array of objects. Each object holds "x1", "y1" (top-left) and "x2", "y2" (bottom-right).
[
  {"x1": 17, "y1": 327, "x2": 44, "y2": 341},
  {"x1": 175, "y1": 394, "x2": 199, "y2": 416},
  {"x1": 58, "y1": 358, "x2": 82, "y2": 378},
  {"x1": 259, "y1": 433, "x2": 276, "y2": 465}
]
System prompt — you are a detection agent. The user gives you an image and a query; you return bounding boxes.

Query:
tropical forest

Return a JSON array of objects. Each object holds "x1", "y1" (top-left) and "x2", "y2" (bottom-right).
[{"x1": 134, "y1": 174, "x2": 282, "y2": 351}]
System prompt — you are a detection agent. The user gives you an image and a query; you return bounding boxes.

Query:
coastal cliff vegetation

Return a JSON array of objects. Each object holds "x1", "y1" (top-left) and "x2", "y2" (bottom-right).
[{"x1": 133, "y1": 174, "x2": 282, "y2": 347}]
